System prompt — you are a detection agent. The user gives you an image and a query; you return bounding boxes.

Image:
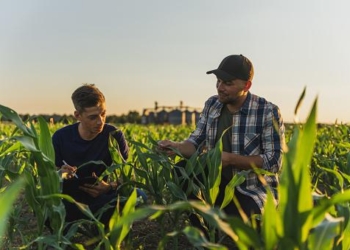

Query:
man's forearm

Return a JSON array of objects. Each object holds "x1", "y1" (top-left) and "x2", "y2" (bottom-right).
[
  {"x1": 176, "y1": 141, "x2": 197, "y2": 158},
  {"x1": 222, "y1": 152, "x2": 264, "y2": 170}
]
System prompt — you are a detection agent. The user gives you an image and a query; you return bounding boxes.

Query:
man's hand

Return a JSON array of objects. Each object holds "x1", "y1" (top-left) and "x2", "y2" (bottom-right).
[
  {"x1": 79, "y1": 172, "x2": 112, "y2": 198},
  {"x1": 60, "y1": 164, "x2": 78, "y2": 179},
  {"x1": 157, "y1": 140, "x2": 197, "y2": 159},
  {"x1": 156, "y1": 140, "x2": 177, "y2": 157}
]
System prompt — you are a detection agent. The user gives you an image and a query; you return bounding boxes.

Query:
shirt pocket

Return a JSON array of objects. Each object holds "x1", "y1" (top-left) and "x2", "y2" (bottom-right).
[{"x1": 244, "y1": 133, "x2": 261, "y2": 155}]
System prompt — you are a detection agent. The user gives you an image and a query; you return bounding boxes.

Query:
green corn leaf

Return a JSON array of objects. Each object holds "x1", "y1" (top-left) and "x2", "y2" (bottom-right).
[
  {"x1": 109, "y1": 189, "x2": 137, "y2": 247},
  {"x1": 294, "y1": 86, "x2": 306, "y2": 116},
  {"x1": 297, "y1": 99, "x2": 318, "y2": 244},
  {"x1": 318, "y1": 166, "x2": 344, "y2": 192},
  {"x1": 44, "y1": 193, "x2": 97, "y2": 222},
  {"x1": 37, "y1": 116, "x2": 55, "y2": 163},
  {"x1": 262, "y1": 189, "x2": 279, "y2": 250},
  {"x1": 0, "y1": 104, "x2": 35, "y2": 137},
  {"x1": 220, "y1": 173, "x2": 245, "y2": 209},
  {"x1": 206, "y1": 139, "x2": 223, "y2": 205},
  {"x1": 308, "y1": 214, "x2": 343, "y2": 250},
  {"x1": 108, "y1": 133, "x2": 125, "y2": 165},
  {"x1": 312, "y1": 189, "x2": 350, "y2": 226},
  {"x1": 181, "y1": 226, "x2": 227, "y2": 250},
  {"x1": 336, "y1": 205, "x2": 350, "y2": 250},
  {"x1": 166, "y1": 181, "x2": 188, "y2": 200},
  {"x1": 225, "y1": 216, "x2": 262, "y2": 249},
  {"x1": 346, "y1": 152, "x2": 350, "y2": 171},
  {"x1": 279, "y1": 97, "x2": 318, "y2": 246},
  {"x1": 0, "y1": 140, "x2": 22, "y2": 157},
  {"x1": 13, "y1": 135, "x2": 39, "y2": 152},
  {"x1": 0, "y1": 178, "x2": 25, "y2": 247}
]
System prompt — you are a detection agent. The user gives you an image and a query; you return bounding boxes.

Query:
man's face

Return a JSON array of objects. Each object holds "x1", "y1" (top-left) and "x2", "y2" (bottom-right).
[
  {"x1": 216, "y1": 78, "x2": 249, "y2": 105},
  {"x1": 74, "y1": 103, "x2": 106, "y2": 137}
]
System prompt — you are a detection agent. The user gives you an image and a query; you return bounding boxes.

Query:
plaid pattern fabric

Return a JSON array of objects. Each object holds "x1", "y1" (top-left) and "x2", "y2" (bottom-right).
[{"x1": 186, "y1": 92, "x2": 285, "y2": 210}]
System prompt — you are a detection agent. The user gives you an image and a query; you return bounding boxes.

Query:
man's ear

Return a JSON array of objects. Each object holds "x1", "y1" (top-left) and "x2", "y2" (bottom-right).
[
  {"x1": 74, "y1": 110, "x2": 80, "y2": 120},
  {"x1": 243, "y1": 81, "x2": 252, "y2": 91}
]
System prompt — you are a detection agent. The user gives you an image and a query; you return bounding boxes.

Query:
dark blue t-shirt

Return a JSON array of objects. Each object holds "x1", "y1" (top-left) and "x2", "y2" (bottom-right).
[{"x1": 52, "y1": 123, "x2": 129, "y2": 179}]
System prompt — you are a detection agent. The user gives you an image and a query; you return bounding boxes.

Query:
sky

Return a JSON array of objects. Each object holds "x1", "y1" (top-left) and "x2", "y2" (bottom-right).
[{"x1": 1, "y1": 0, "x2": 350, "y2": 124}]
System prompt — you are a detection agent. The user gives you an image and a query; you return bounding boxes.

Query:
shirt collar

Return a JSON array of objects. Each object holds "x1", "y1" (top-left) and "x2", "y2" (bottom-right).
[{"x1": 240, "y1": 92, "x2": 251, "y2": 114}]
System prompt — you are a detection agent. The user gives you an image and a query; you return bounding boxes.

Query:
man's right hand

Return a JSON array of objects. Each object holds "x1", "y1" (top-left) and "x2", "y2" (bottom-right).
[
  {"x1": 156, "y1": 140, "x2": 177, "y2": 156},
  {"x1": 157, "y1": 140, "x2": 197, "y2": 158},
  {"x1": 60, "y1": 164, "x2": 78, "y2": 179}
]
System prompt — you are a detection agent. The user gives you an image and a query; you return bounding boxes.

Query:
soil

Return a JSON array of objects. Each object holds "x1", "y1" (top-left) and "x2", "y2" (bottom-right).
[
  {"x1": 2, "y1": 189, "x2": 236, "y2": 250},
  {"x1": 1, "y1": 195, "x2": 200, "y2": 250}
]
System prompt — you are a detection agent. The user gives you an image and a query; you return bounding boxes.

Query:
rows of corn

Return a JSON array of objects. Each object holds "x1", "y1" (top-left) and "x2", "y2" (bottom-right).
[{"x1": 1, "y1": 94, "x2": 350, "y2": 249}]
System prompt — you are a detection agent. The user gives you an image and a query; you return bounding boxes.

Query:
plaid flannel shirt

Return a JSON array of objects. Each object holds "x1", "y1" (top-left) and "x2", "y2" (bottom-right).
[{"x1": 186, "y1": 92, "x2": 285, "y2": 210}]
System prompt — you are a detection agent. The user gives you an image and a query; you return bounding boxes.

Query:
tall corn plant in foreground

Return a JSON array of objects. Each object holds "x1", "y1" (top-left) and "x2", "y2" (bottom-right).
[
  {"x1": 0, "y1": 178, "x2": 25, "y2": 248},
  {"x1": 255, "y1": 94, "x2": 350, "y2": 249},
  {"x1": 227, "y1": 93, "x2": 350, "y2": 249},
  {"x1": 0, "y1": 105, "x2": 65, "y2": 249}
]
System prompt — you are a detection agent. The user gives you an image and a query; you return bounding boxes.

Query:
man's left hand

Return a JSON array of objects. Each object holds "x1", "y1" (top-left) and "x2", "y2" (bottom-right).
[{"x1": 79, "y1": 173, "x2": 111, "y2": 198}]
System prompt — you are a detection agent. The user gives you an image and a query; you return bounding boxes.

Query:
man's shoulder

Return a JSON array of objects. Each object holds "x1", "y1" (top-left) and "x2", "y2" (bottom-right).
[
  {"x1": 248, "y1": 93, "x2": 284, "y2": 122},
  {"x1": 205, "y1": 95, "x2": 221, "y2": 108},
  {"x1": 249, "y1": 93, "x2": 279, "y2": 109},
  {"x1": 103, "y1": 123, "x2": 118, "y2": 132},
  {"x1": 53, "y1": 123, "x2": 78, "y2": 136},
  {"x1": 206, "y1": 95, "x2": 219, "y2": 103},
  {"x1": 103, "y1": 123, "x2": 124, "y2": 136},
  {"x1": 103, "y1": 124, "x2": 127, "y2": 144}
]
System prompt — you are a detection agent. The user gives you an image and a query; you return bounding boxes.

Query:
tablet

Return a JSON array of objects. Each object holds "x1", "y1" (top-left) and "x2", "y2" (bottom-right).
[{"x1": 62, "y1": 177, "x2": 97, "y2": 192}]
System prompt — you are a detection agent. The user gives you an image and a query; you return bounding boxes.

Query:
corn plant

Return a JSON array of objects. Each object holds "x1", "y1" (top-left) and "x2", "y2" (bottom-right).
[
  {"x1": 0, "y1": 178, "x2": 25, "y2": 248},
  {"x1": 0, "y1": 105, "x2": 65, "y2": 249}
]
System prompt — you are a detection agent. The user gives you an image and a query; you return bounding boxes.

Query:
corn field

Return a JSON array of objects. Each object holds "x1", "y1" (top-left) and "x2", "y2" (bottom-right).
[{"x1": 1, "y1": 93, "x2": 350, "y2": 249}]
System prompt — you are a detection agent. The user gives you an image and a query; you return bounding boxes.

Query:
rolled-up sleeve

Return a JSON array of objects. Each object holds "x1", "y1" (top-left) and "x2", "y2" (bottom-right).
[
  {"x1": 260, "y1": 105, "x2": 285, "y2": 173},
  {"x1": 186, "y1": 96, "x2": 218, "y2": 149}
]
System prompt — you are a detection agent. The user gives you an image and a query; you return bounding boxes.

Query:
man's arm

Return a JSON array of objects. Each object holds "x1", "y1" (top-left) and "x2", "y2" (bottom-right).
[
  {"x1": 221, "y1": 152, "x2": 263, "y2": 170},
  {"x1": 157, "y1": 140, "x2": 196, "y2": 158},
  {"x1": 112, "y1": 129, "x2": 129, "y2": 160},
  {"x1": 222, "y1": 105, "x2": 285, "y2": 172}
]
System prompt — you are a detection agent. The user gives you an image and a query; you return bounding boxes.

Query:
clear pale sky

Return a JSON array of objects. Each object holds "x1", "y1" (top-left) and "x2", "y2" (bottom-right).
[{"x1": 1, "y1": 1, "x2": 350, "y2": 124}]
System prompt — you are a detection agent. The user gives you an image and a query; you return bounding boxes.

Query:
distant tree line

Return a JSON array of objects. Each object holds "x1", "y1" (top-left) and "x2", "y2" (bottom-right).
[{"x1": 0, "y1": 110, "x2": 142, "y2": 124}]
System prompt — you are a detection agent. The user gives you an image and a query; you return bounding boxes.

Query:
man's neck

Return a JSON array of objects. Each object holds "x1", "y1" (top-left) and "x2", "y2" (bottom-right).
[
  {"x1": 226, "y1": 94, "x2": 248, "y2": 113},
  {"x1": 78, "y1": 124, "x2": 98, "y2": 141}
]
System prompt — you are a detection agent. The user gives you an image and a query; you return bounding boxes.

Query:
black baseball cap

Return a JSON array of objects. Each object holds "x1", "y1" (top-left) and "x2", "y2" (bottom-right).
[{"x1": 206, "y1": 54, "x2": 254, "y2": 81}]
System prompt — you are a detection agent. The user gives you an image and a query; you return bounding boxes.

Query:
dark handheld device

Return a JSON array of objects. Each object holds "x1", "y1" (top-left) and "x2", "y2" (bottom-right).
[{"x1": 62, "y1": 177, "x2": 97, "y2": 192}]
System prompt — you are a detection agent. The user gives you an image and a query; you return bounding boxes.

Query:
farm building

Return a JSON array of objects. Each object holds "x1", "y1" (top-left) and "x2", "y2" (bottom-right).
[{"x1": 141, "y1": 101, "x2": 201, "y2": 125}]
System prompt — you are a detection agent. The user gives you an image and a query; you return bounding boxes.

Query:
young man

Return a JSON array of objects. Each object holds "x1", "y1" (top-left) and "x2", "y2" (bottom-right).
[
  {"x1": 158, "y1": 54, "x2": 285, "y2": 222},
  {"x1": 52, "y1": 83, "x2": 140, "y2": 226}
]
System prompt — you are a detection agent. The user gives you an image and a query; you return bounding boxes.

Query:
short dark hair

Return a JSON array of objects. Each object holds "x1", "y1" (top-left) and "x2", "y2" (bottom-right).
[{"x1": 71, "y1": 83, "x2": 105, "y2": 113}]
